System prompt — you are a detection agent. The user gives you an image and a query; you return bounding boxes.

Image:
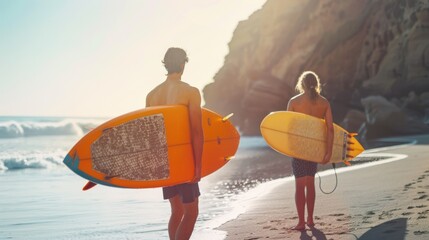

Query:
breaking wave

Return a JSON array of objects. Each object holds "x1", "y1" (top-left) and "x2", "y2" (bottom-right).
[
  {"x1": 0, "y1": 151, "x2": 66, "y2": 171},
  {"x1": 0, "y1": 119, "x2": 102, "y2": 138}
]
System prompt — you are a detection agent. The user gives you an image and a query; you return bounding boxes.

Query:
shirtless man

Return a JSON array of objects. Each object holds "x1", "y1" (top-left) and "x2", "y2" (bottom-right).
[
  {"x1": 287, "y1": 71, "x2": 334, "y2": 230},
  {"x1": 146, "y1": 48, "x2": 203, "y2": 240}
]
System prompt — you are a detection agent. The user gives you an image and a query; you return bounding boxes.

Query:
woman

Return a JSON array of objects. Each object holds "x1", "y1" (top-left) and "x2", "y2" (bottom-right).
[{"x1": 286, "y1": 71, "x2": 334, "y2": 230}]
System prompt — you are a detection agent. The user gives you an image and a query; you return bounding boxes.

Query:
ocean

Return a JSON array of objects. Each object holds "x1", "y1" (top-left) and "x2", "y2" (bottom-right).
[{"x1": 0, "y1": 116, "x2": 286, "y2": 240}]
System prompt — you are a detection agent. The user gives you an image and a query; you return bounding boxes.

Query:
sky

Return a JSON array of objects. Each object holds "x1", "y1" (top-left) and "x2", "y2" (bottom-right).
[{"x1": 0, "y1": 0, "x2": 266, "y2": 117}]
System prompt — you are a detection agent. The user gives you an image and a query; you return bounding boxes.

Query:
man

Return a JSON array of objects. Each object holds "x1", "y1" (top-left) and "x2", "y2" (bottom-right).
[{"x1": 146, "y1": 47, "x2": 203, "y2": 240}]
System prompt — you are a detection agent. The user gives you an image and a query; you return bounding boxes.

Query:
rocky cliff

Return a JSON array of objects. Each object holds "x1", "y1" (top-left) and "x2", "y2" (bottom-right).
[{"x1": 203, "y1": 0, "x2": 429, "y2": 138}]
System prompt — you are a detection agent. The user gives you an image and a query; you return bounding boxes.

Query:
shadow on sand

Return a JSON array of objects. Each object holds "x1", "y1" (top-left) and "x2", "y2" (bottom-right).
[
  {"x1": 299, "y1": 226, "x2": 327, "y2": 240},
  {"x1": 298, "y1": 218, "x2": 406, "y2": 240},
  {"x1": 358, "y1": 218, "x2": 407, "y2": 240}
]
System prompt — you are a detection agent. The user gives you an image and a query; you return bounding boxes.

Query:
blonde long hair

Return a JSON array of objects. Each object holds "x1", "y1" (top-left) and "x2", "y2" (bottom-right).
[{"x1": 295, "y1": 71, "x2": 321, "y2": 100}]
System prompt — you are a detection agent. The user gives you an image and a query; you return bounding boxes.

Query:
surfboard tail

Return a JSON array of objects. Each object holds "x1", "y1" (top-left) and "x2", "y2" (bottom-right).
[{"x1": 345, "y1": 132, "x2": 365, "y2": 164}]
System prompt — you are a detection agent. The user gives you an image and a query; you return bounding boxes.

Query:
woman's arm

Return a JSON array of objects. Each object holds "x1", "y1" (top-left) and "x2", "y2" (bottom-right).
[{"x1": 322, "y1": 103, "x2": 334, "y2": 164}]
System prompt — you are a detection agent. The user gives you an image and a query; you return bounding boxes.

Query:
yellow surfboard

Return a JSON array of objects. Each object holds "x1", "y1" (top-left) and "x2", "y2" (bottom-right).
[
  {"x1": 63, "y1": 105, "x2": 240, "y2": 190},
  {"x1": 260, "y1": 111, "x2": 364, "y2": 164}
]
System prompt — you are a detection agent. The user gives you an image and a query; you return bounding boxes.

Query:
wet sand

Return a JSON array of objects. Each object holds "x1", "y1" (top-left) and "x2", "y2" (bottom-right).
[{"x1": 217, "y1": 135, "x2": 429, "y2": 240}]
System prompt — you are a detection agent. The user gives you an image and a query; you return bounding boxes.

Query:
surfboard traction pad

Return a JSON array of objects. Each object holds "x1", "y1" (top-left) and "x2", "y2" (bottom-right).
[{"x1": 90, "y1": 114, "x2": 169, "y2": 181}]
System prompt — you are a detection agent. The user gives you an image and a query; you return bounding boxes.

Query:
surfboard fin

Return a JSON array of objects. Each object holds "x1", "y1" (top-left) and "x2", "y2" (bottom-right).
[
  {"x1": 83, "y1": 181, "x2": 97, "y2": 191},
  {"x1": 222, "y1": 113, "x2": 234, "y2": 122},
  {"x1": 225, "y1": 156, "x2": 235, "y2": 162}
]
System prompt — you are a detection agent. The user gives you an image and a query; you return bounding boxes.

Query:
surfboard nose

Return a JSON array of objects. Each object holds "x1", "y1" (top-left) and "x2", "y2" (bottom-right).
[{"x1": 63, "y1": 153, "x2": 79, "y2": 173}]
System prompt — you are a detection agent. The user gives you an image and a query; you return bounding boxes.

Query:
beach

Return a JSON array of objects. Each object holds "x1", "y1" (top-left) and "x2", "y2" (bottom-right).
[
  {"x1": 1, "y1": 116, "x2": 428, "y2": 240},
  {"x1": 217, "y1": 134, "x2": 429, "y2": 240}
]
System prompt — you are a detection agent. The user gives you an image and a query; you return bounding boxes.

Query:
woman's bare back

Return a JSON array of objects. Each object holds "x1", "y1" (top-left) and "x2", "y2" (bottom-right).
[{"x1": 287, "y1": 94, "x2": 330, "y2": 119}]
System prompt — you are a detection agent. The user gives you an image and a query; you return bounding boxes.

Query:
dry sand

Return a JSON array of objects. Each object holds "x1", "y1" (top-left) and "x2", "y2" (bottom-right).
[{"x1": 218, "y1": 135, "x2": 429, "y2": 240}]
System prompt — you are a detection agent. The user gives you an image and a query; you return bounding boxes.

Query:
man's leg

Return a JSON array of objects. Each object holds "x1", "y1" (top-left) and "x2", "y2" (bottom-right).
[
  {"x1": 175, "y1": 197, "x2": 199, "y2": 240},
  {"x1": 168, "y1": 195, "x2": 184, "y2": 240}
]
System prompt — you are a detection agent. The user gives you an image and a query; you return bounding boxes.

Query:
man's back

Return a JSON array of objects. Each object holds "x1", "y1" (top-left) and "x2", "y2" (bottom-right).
[{"x1": 146, "y1": 80, "x2": 199, "y2": 107}]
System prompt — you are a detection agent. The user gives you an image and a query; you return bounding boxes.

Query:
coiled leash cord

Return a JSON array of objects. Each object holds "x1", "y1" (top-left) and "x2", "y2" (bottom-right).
[{"x1": 317, "y1": 163, "x2": 338, "y2": 194}]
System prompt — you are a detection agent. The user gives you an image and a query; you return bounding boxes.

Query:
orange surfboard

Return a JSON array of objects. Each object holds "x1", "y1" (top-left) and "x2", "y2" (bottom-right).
[{"x1": 63, "y1": 105, "x2": 240, "y2": 190}]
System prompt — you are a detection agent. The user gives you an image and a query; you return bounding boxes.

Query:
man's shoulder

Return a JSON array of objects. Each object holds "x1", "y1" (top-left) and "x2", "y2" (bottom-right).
[
  {"x1": 180, "y1": 82, "x2": 199, "y2": 94},
  {"x1": 147, "y1": 85, "x2": 161, "y2": 98}
]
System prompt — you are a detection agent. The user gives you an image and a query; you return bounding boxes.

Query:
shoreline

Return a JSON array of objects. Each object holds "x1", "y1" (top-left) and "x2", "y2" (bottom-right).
[{"x1": 211, "y1": 134, "x2": 429, "y2": 240}]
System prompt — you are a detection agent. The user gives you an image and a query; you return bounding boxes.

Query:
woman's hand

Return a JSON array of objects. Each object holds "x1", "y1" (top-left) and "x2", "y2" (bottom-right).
[{"x1": 322, "y1": 153, "x2": 331, "y2": 164}]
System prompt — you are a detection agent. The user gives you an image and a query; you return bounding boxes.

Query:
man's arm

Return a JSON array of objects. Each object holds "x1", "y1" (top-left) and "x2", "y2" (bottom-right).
[
  {"x1": 188, "y1": 87, "x2": 204, "y2": 182},
  {"x1": 322, "y1": 102, "x2": 334, "y2": 164}
]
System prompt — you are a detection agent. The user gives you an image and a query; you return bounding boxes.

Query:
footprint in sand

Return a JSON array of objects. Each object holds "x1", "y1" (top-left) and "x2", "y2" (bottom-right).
[
  {"x1": 418, "y1": 208, "x2": 429, "y2": 219},
  {"x1": 336, "y1": 215, "x2": 352, "y2": 222},
  {"x1": 366, "y1": 210, "x2": 376, "y2": 215},
  {"x1": 414, "y1": 194, "x2": 428, "y2": 200},
  {"x1": 379, "y1": 210, "x2": 394, "y2": 220},
  {"x1": 328, "y1": 213, "x2": 345, "y2": 217},
  {"x1": 414, "y1": 230, "x2": 429, "y2": 236}
]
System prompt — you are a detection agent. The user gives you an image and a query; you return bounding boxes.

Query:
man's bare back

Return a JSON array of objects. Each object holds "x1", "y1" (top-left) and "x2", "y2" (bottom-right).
[{"x1": 146, "y1": 79, "x2": 200, "y2": 107}]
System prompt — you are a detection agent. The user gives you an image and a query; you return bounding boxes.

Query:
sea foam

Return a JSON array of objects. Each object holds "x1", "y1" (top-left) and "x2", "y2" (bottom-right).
[
  {"x1": 0, "y1": 151, "x2": 66, "y2": 171},
  {"x1": 0, "y1": 119, "x2": 101, "y2": 138}
]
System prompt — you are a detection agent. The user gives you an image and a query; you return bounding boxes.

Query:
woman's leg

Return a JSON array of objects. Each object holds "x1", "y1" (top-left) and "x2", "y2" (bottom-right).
[
  {"x1": 305, "y1": 176, "x2": 316, "y2": 226},
  {"x1": 293, "y1": 177, "x2": 306, "y2": 230}
]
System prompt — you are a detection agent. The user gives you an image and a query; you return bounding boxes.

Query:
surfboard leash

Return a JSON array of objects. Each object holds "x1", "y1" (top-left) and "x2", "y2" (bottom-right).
[{"x1": 317, "y1": 163, "x2": 338, "y2": 194}]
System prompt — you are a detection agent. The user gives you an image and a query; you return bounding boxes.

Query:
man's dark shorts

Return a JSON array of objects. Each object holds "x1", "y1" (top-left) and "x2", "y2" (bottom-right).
[{"x1": 162, "y1": 183, "x2": 200, "y2": 204}]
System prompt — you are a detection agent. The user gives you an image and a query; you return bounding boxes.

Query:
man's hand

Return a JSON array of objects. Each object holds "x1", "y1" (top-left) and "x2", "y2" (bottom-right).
[{"x1": 191, "y1": 169, "x2": 201, "y2": 183}]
